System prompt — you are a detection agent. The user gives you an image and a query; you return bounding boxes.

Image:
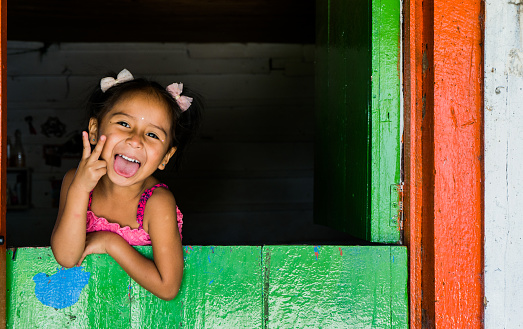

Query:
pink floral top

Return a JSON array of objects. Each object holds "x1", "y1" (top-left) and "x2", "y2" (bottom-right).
[{"x1": 86, "y1": 183, "x2": 183, "y2": 246}]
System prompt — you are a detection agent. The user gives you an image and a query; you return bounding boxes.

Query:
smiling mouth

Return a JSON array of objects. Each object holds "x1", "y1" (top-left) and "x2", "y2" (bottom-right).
[
  {"x1": 117, "y1": 154, "x2": 141, "y2": 164},
  {"x1": 114, "y1": 154, "x2": 141, "y2": 178}
]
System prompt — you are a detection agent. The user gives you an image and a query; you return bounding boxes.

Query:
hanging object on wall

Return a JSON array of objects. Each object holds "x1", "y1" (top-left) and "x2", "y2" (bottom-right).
[
  {"x1": 25, "y1": 116, "x2": 37, "y2": 135},
  {"x1": 41, "y1": 116, "x2": 66, "y2": 138}
]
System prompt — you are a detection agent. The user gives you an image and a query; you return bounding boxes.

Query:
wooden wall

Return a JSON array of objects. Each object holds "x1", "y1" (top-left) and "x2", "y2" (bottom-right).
[
  {"x1": 5, "y1": 41, "x2": 360, "y2": 247},
  {"x1": 484, "y1": 0, "x2": 523, "y2": 327}
]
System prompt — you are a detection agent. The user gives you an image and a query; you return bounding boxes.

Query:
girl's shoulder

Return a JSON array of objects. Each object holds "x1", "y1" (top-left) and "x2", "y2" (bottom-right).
[
  {"x1": 142, "y1": 183, "x2": 177, "y2": 229},
  {"x1": 144, "y1": 184, "x2": 176, "y2": 211}
]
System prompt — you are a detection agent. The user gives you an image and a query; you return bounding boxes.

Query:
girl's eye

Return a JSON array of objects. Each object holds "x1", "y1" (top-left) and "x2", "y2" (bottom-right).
[
  {"x1": 117, "y1": 121, "x2": 130, "y2": 128},
  {"x1": 146, "y1": 132, "x2": 159, "y2": 140}
]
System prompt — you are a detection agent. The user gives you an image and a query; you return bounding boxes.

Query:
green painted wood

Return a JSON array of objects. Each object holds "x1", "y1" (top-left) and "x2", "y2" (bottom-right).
[
  {"x1": 390, "y1": 247, "x2": 409, "y2": 328},
  {"x1": 265, "y1": 245, "x2": 407, "y2": 328},
  {"x1": 370, "y1": 0, "x2": 402, "y2": 243},
  {"x1": 314, "y1": 0, "x2": 402, "y2": 243},
  {"x1": 6, "y1": 248, "x2": 129, "y2": 328},
  {"x1": 6, "y1": 246, "x2": 407, "y2": 328},
  {"x1": 83, "y1": 253, "x2": 132, "y2": 328},
  {"x1": 130, "y1": 246, "x2": 263, "y2": 329}
]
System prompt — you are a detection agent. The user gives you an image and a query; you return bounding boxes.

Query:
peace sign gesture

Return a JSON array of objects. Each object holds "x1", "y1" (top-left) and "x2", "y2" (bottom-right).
[{"x1": 71, "y1": 131, "x2": 108, "y2": 193}]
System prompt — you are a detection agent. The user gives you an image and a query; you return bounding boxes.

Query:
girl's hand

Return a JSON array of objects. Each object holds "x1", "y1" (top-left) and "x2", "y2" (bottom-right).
[
  {"x1": 76, "y1": 231, "x2": 115, "y2": 266},
  {"x1": 72, "y1": 131, "x2": 107, "y2": 193}
]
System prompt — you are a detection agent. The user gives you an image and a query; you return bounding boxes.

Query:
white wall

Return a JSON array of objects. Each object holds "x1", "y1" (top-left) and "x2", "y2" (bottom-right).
[
  {"x1": 485, "y1": 1, "x2": 523, "y2": 327},
  {"x1": 6, "y1": 41, "x2": 358, "y2": 247}
]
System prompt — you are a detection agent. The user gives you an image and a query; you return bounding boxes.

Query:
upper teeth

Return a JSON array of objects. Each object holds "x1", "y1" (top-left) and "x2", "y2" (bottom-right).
[{"x1": 119, "y1": 154, "x2": 140, "y2": 163}]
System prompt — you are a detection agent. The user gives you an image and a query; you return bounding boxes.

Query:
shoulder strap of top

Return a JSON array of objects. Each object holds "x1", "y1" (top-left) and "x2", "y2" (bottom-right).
[{"x1": 136, "y1": 183, "x2": 169, "y2": 229}]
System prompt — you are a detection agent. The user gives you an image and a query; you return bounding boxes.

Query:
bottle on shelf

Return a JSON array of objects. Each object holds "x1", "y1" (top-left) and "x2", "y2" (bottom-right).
[
  {"x1": 12, "y1": 129, "x2": 25, "y2": 167},
  {"x1": 6, "y1": 135, "x2": 11, "y2": 167}
]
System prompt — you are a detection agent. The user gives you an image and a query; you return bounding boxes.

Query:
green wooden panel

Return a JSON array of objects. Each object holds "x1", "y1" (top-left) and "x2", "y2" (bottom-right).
[
  {"x1": 130, "y1": 246, "x2": 263, "y2": 329},
  {"x1": 6, "y1": 246, "x2": 407, "y2": 328},
  {"x1": 6, "y1": 248, "x2": 129, "y2": 328},
  {"x1": 370, "y1": 0, "x2": 402, "y2": 242},
  {"x1": 390, "y1": 247, "x2": 409, "y2": 328},
  {"x1": 265, "y1": 245, "x2": 407, "y2": 328},
  {"x1": 314, "y1": 0, "x2": 402, "y2": 243}
]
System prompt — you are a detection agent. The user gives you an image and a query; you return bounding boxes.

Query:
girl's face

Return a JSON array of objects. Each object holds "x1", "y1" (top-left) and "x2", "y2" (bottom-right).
[{"x1": 89, "y1": 92, "x2": 176, "y2": 187}]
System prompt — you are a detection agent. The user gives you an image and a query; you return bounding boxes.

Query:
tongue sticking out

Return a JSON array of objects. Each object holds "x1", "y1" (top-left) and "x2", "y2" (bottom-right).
[{"x1": 114, "y1": 155, "x2": 140, "y2": 178}]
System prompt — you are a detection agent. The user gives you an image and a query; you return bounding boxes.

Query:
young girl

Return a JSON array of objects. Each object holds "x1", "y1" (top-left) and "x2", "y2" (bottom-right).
[{"x1": 50, "y1": 69, "x2": 203, "y2": 301}]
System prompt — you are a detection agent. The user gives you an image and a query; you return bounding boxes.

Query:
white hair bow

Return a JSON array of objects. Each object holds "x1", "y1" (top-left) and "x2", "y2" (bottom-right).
[{"x1": 100, "y1": 69, "x2": 134, "y2": 92}]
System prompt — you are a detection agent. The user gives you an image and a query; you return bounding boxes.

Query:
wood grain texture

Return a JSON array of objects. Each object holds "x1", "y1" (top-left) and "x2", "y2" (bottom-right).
[
  {"x1": 266, "y1": 245, "x2": 408, "y2": 328},
  {"x1": 6, "y1": 246, "x2": 408, "y2": 328},
  {"x1": 484, "y1": 1, "x2": 523, "y2": 327},
  {"x1": 403, "y1": 0, "x2": 424, "y2": 327},
  {"x1": 433, "y1": 0, "x2": 484, "y2": 326},
  {"x1": 370, "y1": 0, "x2": 402, "y2": 243},
  {"x1": 130, "y1": 246, "x2": 263, "y2": 328},
  {"x1": 404, "y1": 0, "x2": 484, "y2": 327}
]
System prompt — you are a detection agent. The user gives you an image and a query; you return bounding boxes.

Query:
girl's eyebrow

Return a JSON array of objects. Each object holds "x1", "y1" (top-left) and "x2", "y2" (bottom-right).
[{"x1": 111, "y1": 112, "x2": 168, "y2": 136}]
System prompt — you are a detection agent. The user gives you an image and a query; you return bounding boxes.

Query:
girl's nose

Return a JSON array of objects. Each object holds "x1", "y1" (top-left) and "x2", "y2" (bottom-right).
[{"x1": 127, "y1": 133, "x2": 143, "y2": 148}]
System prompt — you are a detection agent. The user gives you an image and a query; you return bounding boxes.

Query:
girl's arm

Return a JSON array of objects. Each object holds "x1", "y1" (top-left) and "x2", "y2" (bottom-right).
[
  {"x1": 51, "y1": 133, "x2": 107, "y2": 268},
  {"x1": 77, "y1": 189, "x2": 184, "y2": 301}
]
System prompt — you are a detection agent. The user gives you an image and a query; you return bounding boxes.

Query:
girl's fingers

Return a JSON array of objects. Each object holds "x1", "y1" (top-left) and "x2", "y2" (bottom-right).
[
  {"x1": 94, "y1": 160, "x2": 107, "y2": 170},
  {"x1": 81, "y1": 131, "x2": 92, "y2": 159},
  {"x1": 89, "y1": 135, "x2": 106, "y2": 161},
  {"x1": 76, "y1": 254, "x2": 86, "y2": 267}
]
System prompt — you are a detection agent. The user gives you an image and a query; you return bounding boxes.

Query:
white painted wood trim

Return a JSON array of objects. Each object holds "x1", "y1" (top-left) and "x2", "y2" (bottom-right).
[{"x1": 485, "y1": 1, "x2": 523, "y2": 327}]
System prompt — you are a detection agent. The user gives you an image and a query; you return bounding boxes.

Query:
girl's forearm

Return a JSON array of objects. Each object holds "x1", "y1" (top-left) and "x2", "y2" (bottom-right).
[
  {"x1": 105, "y1": 233, "x2": 183, "y2": 301},
  {"x1": 51, "y1": 186, "x2": 90, "y2": 267}
]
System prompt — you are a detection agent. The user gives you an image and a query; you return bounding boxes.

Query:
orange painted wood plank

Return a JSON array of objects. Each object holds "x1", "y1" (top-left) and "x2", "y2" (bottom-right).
[
  {"x1": 0, "y1": 0, "x2": 7, "y2": 327},
  {"x1": 403, "y1": 0, "x2": 424, "y2": 327},
  {"x1": 432, "y1": 0, "x2": 484, "y2": 327},
  {"x1": 405, "y1": 0, "x2": 484, "y2": 327}
]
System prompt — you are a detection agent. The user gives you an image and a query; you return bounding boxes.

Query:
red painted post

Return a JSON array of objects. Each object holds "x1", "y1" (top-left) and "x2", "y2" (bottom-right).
[
  {"x1": 432, "y1": 0, "x2": 484, "y2": 326},
  {"x1": 402, "y1": 0, "x2": 424, "y2": 327},
  {"x1": 404, "y1": 0, "x2": 484, "y2": 327}
]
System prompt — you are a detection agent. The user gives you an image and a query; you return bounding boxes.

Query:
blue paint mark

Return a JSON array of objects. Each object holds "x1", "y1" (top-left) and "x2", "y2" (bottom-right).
[
  {"x1": 209, "y1": 279, "x2": 214, "y2": 285},
  {"x1": 208, "y1": 255, "x2": 211, "y2": 263},
  {"x1": 33, "y1": 267, "x2": 90, "y2": 309}
]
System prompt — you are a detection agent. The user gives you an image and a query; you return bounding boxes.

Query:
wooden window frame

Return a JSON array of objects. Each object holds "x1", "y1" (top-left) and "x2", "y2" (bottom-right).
[{"x1": 0, "y1": 0, "x2": 484, "y2": 327}]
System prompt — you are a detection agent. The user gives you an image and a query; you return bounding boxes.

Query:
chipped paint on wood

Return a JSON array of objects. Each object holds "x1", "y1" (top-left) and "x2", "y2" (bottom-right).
[
  {"x1": 485, "y1": 0, "x2": 523, "y2": 327},
  {"x1": 404, "y1": 0, "x2": 484, "y2": 326},
  {"x1": 7, "y1": 246, "x2": 408, "y2": 328},
  {"x1": 432, "y1": 0, "x2": 483, "y2": 326}
]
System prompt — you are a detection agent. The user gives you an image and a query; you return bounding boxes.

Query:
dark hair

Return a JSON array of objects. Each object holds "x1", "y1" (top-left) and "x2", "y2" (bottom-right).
[{"x1": 86, "y1": 72, "x2": 204, "y2": 170}]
